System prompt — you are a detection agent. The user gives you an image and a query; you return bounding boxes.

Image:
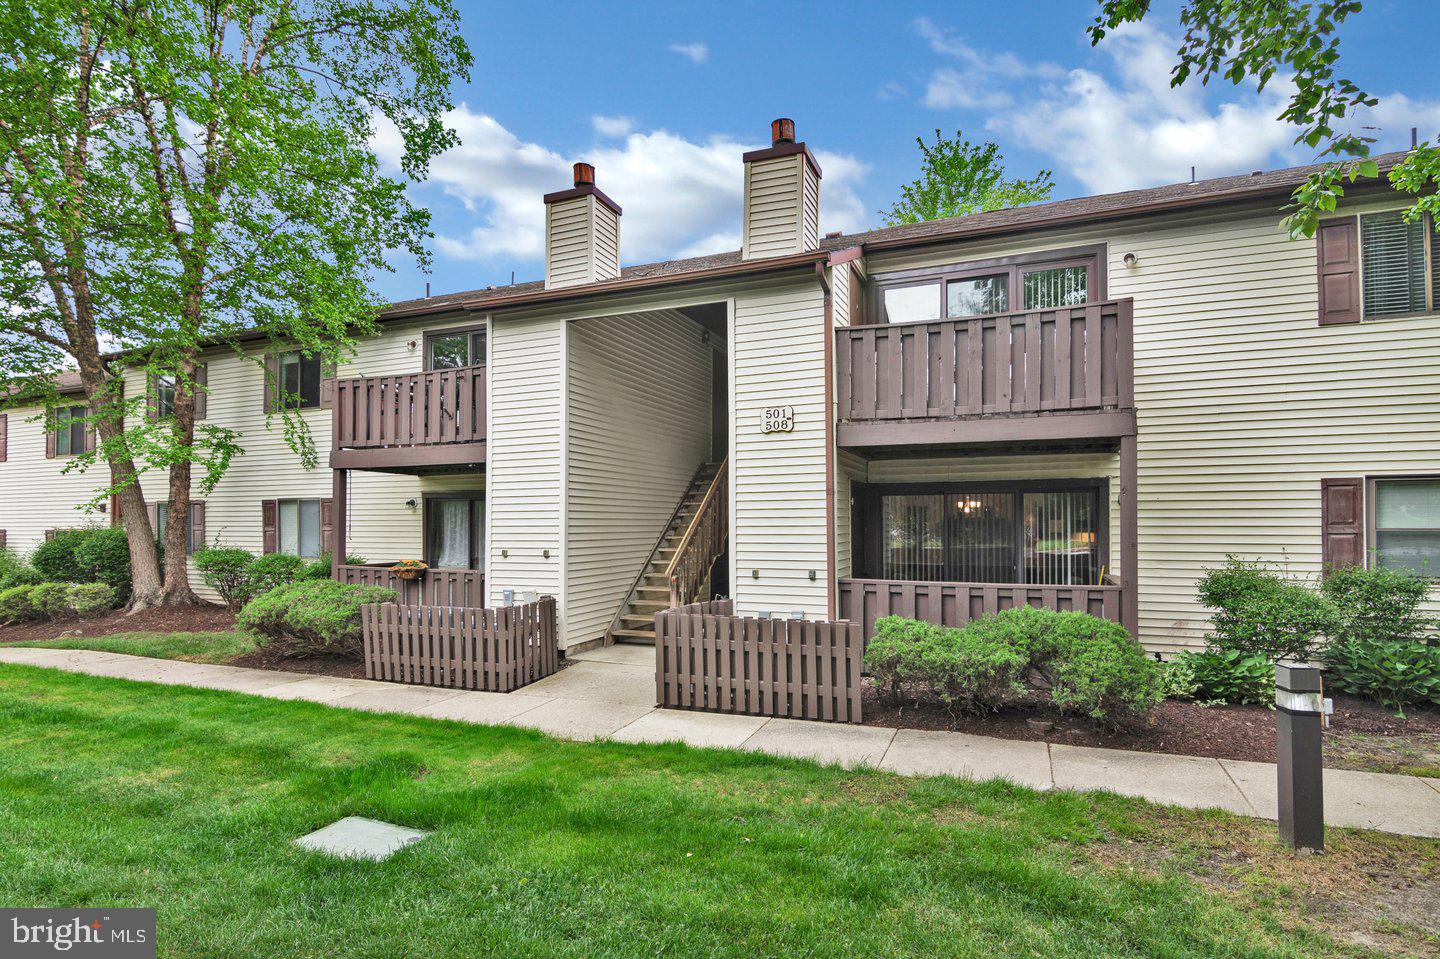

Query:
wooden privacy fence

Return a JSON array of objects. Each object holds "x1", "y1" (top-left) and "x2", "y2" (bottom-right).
[
  {"x1": 837, "y1": 577, "x2": 1124, "y2": 640},
  {"x1": 836, "y1": 299, "x2": 1133, "y2": 422},
  {"x1": 337, "y1": 564, "x2": 485, "y2": 608},
  {"x1": 333, "y1": 363, "x2": 486, "y2": 450},
  {"x1": 656, "y1": 599, "x2": 864, "y2": 723},
  {"x1": 361, "y1": 596, "x2": 557, "y2": 692}
]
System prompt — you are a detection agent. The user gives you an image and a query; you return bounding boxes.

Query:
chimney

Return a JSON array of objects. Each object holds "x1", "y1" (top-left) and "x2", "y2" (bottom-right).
[
  {"x1": 741, "y1": 118, "x2": 822, "y2": 260},
  {"x1": 543, "y1": 162, "x2": 622, "y2": 289}
]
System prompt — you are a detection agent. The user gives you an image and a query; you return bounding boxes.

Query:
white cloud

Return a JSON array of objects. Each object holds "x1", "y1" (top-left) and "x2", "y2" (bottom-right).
[
  {"x1": 374, "y1": 107, "x2": 870, "y2": 266},
  {"x1": 668, "y1": 41, "x2": 709, "y2": 65},
  {"x1": 591, "y1": 115, "x2": 636, "y2": 138},
  {"x1": 914, "y1": 16, "x2": 1063, "y2": 111},
  {"x1": 875, "y1": 81, "x2": 906, "y2": 102}
]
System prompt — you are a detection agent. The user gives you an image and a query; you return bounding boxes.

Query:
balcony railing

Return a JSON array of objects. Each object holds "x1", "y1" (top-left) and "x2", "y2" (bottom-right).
[
  {"x1": 836, "y1": 299, "x2": 1133, "y2": 423},
  {"x1": 333, "y1": 364, "x2": 486, "y2": 451},
  {"x1": 836, "y1": 576, "x2": 1124, "y2": 641},
  {"x1": 337, "y1": 563, "x2": 485, "y2": 608}
]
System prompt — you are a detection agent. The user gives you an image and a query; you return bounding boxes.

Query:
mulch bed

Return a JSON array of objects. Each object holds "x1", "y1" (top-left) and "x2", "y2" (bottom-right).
[
  {"x1": 862, "y1": 687, "x2": 1440, "y2": 771},
  {"x1": 228, "y1": 647, "x2": 366, "y2": 679},
  {"x1": 0, "y1": 604, "x2": 237, "y2": 643}
]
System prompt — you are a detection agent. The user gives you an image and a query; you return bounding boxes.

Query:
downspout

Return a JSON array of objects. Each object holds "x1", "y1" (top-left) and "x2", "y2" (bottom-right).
[{"x1": 815, "y1": 260, "x2": 836, "y2": 621}]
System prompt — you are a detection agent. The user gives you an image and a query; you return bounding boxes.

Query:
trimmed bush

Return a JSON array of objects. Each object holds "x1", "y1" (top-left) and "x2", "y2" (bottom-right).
[
  {"x1": 1325, "y1": 638, "x2": 1440, "y2": 715},
  {"x1": 1173, "y1": 648, "x2": 1275, "y2": 706},
  {"x1": 0, "y1": 584, "x2": 39, "y2": 623},
  {"x1": 864, "y1": 616, "x2": 940, "y2": 703},
  {"x1": 918, "y1": 626, "x2": 1029, "y2": 713},
  {"x1": 72, "y1": 527, "x2": 132, "y2": 603},
  {"x1": 239, "y1": 580, "x2": 396, "y2": 659},
  {"x1": 30, "y1": 529, "x2": 95, "y2": 582},
  {"x1": 247, "y1": 553, "x2": 306, "y2": 595},
  {"x1": 69, "y1": 582, "x2": 116, "y2": 617},
  {"x1": 1197, "y1": 557, "x2": 1336, "y2": 661},
  {"x1": 0, "y1": 546, "x2": 24, "y2": 581},
  {"x1": 29, "y1": 582, "x2": 74, "y2": 619},
  {"x1": 1321, "y1": 565, "x2": 1433, "y2": 647},
  {"x1": 1041, "y1": 613, "x2": 1162, "y2": 724},
  {"x1": 0, "y1": 566, "x2": 42, "y2": 591},
  {"x1": 194, "y1": 547, "x2": 258, "y2": 611}
]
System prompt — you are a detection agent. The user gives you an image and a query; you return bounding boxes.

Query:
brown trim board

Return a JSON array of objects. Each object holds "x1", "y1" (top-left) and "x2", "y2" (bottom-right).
[
  {"x1": 837, "y1": 411, "x2": 1137, "y2": 449},
  {"x1": 330, "y1": 442, "x2": 488, "y2": 471}
]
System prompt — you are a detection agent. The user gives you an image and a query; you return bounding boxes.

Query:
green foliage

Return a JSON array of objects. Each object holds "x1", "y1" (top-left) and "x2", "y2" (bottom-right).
[
  {"x1": 918, "y1": 628, "x2": 1030, "y2": 713},
  {"x1": 864, "y1": 616, "x2": 940, "y2": 703},
  {"x1": 1197, "y1": 557, "x2": 1335, "y2": 661},
  {"x1": 0, "y1": 584, "x2": 39, "y2": 622},
  {"x1": 238, "y1": 580, "x2": 396, "y2": 659},
  {"x1": 29, "y1": 581, "x2": 75, "y2": 619},
  {"x1": 193, "y1": 547, "x2": 259, "y2": 611},
  {"x1": 69, "y1": 582, "x2": 116, "y2": 617},
  {"x1": 1158, "y1": 655, "x2": 1201, "y2": 701},
  {"x1": 0, "y1": 566, "x2": 43, "y2": 590},
  {"x1": 1173, "y1": 649, "x2": 1276, "y2": 706},
  {"x1": 72, "y1": 527, "x2": 132, "y2": 603},
  {"x1": 1041, "y1": 613, "x2": 1163, "y2": 724},
  {"x1": 247, "y1": 554, "x2": 307, "y2": 595},
  {"x1": 883, "y1": 130, "x2": 1054, "y2": 226},
  {"x1": 1325, "y1": 638, "x2": 1440, "y2": 716},
  {"x1": 0, "y1": 546, "x2": 24, "y2": 581},
  {"x1": 29, "y1": 529, "x2": 95, "y2": 582},
  {"x1": 300, "y1": 560, "x2": 333, "y2": 580},
  {"x1": 1321, "y1": 565, "x2": 1433, "y2": 647}
]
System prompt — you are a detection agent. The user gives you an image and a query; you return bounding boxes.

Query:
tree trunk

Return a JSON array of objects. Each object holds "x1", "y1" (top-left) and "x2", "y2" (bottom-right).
[{"x1": 158, "y1": 354, "x2": 199, "y2": 605}]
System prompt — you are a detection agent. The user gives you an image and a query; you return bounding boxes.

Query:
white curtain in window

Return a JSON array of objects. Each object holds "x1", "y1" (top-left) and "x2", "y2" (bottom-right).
[{"x1": 433, "y1": 499, "x2": 470, "y2": 568}]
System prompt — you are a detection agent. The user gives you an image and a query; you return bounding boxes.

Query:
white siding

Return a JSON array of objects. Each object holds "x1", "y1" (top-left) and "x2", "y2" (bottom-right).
[
  {"x1": 801, "y1": 161, "x2": 821, "y2": 252},
  {"x1": 545, "y1": 197, "x2": 596, "y2": 289},
  {"x1": 742, "y1": 155, "x2": 804, "y2": 260},
  {"x1": 0, "y1": 401, "x2": 111, "y2": 551},
  {"x1": 731, "y1": 276, "x2": 831, "y2": 618},
  {"x1": 593, "y1": 203, "x2": 621, "y2": 283},
  {"x1": 564, "y1": 310, "x2": 713, "y2": 646}
]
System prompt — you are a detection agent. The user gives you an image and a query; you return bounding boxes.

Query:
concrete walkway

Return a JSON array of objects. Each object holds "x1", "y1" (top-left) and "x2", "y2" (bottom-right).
[{"x1": 3, "y1": 643, "x2": 1438, "y2": 839}]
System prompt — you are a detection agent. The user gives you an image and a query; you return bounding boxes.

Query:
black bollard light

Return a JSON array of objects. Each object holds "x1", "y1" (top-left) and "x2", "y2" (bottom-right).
[{"x1": 1275, "y1": 662, "x2": 1325, "y2": 852}]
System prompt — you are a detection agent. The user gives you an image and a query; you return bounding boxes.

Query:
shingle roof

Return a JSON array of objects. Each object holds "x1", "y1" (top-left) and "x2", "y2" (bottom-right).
[{"x1": 387, "y1": 152, "x2": 1406, "y2": 318}]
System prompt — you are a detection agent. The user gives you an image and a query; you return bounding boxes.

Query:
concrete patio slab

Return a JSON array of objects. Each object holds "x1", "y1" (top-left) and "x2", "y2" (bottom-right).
[
  {"x1": 1221, "y1": 759, "x2": 1440, "y2": 838},
  {"x1": 569, "y1": 643, "x2": 655, "y2": 668},
  {"x1": 741, "y1": 718, "x2": 897, "y2": 769},
  {"x1": 1051, "y1": 744, "x2": 1253, "y2": 815},
  {"x1": 412, "y1": 690, "x2": 552, "y2": 725},
  {"x1": 522, "y1": 659, "x2": 656, "y2": 708},
  {"x1": 880, "y1": 729, "x2": 1052, "y2": 789},
  {"x1": 509, "y1": 698, "x2": 654, "y2": 740},
  {"x1": 612, "y1": 708, "x2": 767, "y2": 749},
  {"x1": 295, "y1": 816, "x2": 429, "y2": 861},
  {"x1": 327, "y1": 683, "x2": 463, "y2": 715}
]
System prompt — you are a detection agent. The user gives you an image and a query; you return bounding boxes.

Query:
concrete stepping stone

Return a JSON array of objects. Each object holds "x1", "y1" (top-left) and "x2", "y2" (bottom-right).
[{"x1": 295, "y1": 816, "x2": 429, "y2": 860}]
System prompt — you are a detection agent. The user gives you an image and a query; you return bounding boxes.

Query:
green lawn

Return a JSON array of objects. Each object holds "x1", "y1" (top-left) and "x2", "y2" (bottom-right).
[
  {"x1": 1, "y1": 665, "x2": 1435, "y2": 959},
  {"x1": 7, "y1": 629, "x2": 256, "y2": 663}
]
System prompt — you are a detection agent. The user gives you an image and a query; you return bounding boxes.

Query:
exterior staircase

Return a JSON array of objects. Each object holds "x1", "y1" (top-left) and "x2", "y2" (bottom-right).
[{"x1": 607, "y1": 460, "x2": 726, "y2": 645}]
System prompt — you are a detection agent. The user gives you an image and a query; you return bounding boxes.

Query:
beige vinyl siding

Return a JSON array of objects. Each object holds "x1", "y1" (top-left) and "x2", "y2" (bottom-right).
[
  {"x1": 834, "y1": 450, "x2": 866, "y2": 580},
  {"x1": 545, "y1": 197, "x2": 596, "y2": 289},
  {"x1": 564, "y1": 310, "x2": 713, "y2": 647},
  {"x1": 731, "y1": 276, "x2": 831, "y2": 618},
  {"x1": 743, "y1": 155, "x2": 805, "y2": 259},
  {"x1": 801, "y1": 161, "x2": 821, "y2": 252},
  {"x1": 593, "y1": 203, "x2": 621, "y2": 283},
  {"x1": 830, "y1": 260, "x2": 852, "y2": 328},
  {"x1": 0, "y1": 401, "x2": 111, "y2": 551},
  {"x1": 486, "y1": 314, "x2": 565, "y2": 616}
]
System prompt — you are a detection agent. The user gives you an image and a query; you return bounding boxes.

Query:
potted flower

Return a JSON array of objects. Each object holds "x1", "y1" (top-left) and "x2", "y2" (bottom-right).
[{"x1": 391, "y1": 559, "x2": 429, "y2": 581}]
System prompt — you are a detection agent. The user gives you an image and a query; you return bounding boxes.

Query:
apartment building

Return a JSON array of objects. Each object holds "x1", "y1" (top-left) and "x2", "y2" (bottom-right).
[{"x1": 2, "y1": 119, "x2": 1437, "y2": 656}]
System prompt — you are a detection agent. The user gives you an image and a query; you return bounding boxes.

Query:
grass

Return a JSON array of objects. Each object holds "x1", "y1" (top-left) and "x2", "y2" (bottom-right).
[
  {"x1": 7, "y1": 630, "x2": 256, "y2": 664},
  {"x1": 2, "y1": 665, "x2": 1437, "y2": 958}
]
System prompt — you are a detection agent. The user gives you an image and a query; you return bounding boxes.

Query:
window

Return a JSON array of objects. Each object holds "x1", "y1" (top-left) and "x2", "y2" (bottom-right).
[
  {"x1": 425, "y1": 495, "x2": 484, "y2": 570},
  {"x1": 279, "y1": 352, "x2": 322, "y2": 409},
  {"x1": 859, "y1": 481, "x2": 1104, "y2": 585},
  {"x1": 52, "y1": 405, "x2": 87, "y2": 456},
  {"x1": 1373, "y1": 478, "x2": 1440, "y2": 576},
  {"x1": 873, "y1": 247, "x2": 1102, "y2": 323},
  {"x1": 155, "y1": 374, "x2": 176, "y2": 418},
  {"x1": 426, "y1": 328, "x2": 487, "y2": 370},
  {"x1": 1361, "y1": 211, "x2": 1438, "y2": 319},
  {"x1": 154, "y1": 501, "x2": 199, "y2": 554},
  {"x1": 278, "y1": 499, "x2": 323, "y2": 558}
]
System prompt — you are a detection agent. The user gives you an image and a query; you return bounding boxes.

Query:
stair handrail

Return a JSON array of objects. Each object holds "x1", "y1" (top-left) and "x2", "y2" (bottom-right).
[{"x1": 665, "y1": 457, "x2": 728, "y2": 609}]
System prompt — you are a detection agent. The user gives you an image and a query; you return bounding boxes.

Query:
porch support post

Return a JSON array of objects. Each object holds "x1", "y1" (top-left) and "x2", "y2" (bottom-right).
[
  {"x1": 1119, "y1": 433, "x2": 1140, "y2": 638},
  {"x1": 332, "y1": 467, "x2": 348, "y2": 573}
]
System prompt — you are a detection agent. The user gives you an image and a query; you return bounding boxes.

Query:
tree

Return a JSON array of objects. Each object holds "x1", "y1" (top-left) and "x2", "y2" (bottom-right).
[
  {"x1": 883, "y1": 131, "x2": 1054, "y2": 226},
  {"x1": 0, "y1": 0, "x2": 471, "y2": 607},
  {"x1": 1089, "y1": 1, "x2": 1435, "y2": 237}
]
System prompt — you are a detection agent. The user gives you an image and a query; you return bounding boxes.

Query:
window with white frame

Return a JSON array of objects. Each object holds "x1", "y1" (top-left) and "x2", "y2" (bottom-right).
[{"x1": 278, "y1": 499, "x2": 323, "y2": 558}]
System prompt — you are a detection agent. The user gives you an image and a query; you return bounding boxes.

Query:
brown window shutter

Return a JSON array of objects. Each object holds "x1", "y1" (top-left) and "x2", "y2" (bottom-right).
[
  {"x1": 0, "y1": 413, "x2": 7, "y2": 462},
  {"x1": 194, "y1": 363, "x2": 208, "y2": 419},
  {"x1": 45, "y1": 411, "x2": 56, "y2": 459},
  {"x1": 261, "y1": 499, "x2": 278, "y2": 553},
  {"x1": 319, "y1": 363, "x2": 336, "y2": 410},
  {"x1": 189, "y1": 501, "x2": 206, "y2": 553},
  {"x1": 320, "y1": 498, "x2": 334, "y2": 556},
  {"x1": 1321, "y1": 477, "x2": 1365, "y2": 573},
  {"x1": 263, "y1": 355, "x2": 279, "y2": 413},
  {"x1": 146, "y1": 372, "x2": 158, "y2": 421},
  {"x1": 1317, "y1": 216, "x2": 1361, "y2": 325},
  {"x1": 0, "y1": 530, "x2": 6, "y2": 550},
  {"x1": 146, "y1": 502, "x2": 159, "y2": 534}
]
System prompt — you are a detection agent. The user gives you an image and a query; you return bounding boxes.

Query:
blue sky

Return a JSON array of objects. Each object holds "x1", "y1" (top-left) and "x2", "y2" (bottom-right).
[{"x1": 371, "y1": 0, "x2": 1440, "y2": 303}]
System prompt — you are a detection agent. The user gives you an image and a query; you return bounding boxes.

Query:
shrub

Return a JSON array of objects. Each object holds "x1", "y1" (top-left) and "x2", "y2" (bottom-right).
[
  {"x1": 69, "y1": 582, "x2": 116, "y2": 617},
  {"x1": 864, "y1": 616, "x2": 940, "y2": 703},
  {"x1": 299, "y1": 554, "x2": 369, "y2": 580},
  {"x1": 1325, "y1": 638, "x2": 1440, "y2": 715},
  {"x1": 1197, "y1": 557, "x2": 1335, "y2": 661},
  {"x1": 1174, "y1": 648, "x2": 1275, "y2": 706},
  {"x1": 238, "y1": 580, "x2": 396, "y2": 659},
  {"x1": 72, "y1": 527, "x2": 132, "y2": 603},
  {"x1": 959, "y1": 604, "x2": 1063, "y2": 664},
  {"x1": 0, "y1": 546, "x2": 24, "y2": 581},
  {"x1": 247, "y1": 553, "x2": 306, "y2": 594},
  {"x1": 0, "y1": 584, "x2": 39, "y2": 623},
  {"x1": 1040, "y1": 613, "x2": 1162, "y2": 725},
  {"x1": 29, "y1": 582, "x2": 75, "y2": 619},
  {"x1": 0, "y1": 566, "x2": 42, "y2": 590},
  {"x1": 30, "y1": 528, "x2": 95, "y2": 582},
  {"x1": 1321, "y1": 565, "x2": 1433, "y2": 647},
  {"x1": 194, "y1": 547, "x2": 258, "y2": 611},
  {"x1": 918, "y1": 626, "x2": 1029, "y2": 713},
  {"x1": 1158, "y1": 655, "x2": 1201, "y2": 701}
]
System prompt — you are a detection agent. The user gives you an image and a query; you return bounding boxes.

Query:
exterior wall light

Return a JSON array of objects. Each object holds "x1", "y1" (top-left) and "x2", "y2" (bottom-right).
[{"x1": 1122, "y1": 252, "x2": 1139, "y2": 268}]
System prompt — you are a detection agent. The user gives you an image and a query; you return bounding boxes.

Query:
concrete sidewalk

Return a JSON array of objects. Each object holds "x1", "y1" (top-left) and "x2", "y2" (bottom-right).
[{"x1": 3, "y1": 643, "x2": 1438, "y2": 839}]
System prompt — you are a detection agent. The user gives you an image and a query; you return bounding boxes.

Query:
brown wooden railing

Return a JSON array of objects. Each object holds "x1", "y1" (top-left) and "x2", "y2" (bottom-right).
[
  {"x1": 336, "y1": 564, "x2": 485, "y2": 608},
  {"x1": 656, "y1": 599, "x2": 864, "y2": 722},
  {"x1": 665, "y1": 457, "x2": 728, "y2": 609},
  {"x1": 836, "y1": 299, "x2": 1133, "y2": 422},
  {"x1": 837, "y1": 577, "x2": 1124, "y2": 640},
  {"x1": 333, "y1": 364, "x2": 486, "y2": 450},
  {"x1": 362, "y1": 596, "x2": 557, "y2": 692}
]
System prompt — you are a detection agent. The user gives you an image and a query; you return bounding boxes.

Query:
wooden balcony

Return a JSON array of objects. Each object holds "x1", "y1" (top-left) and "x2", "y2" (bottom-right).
[
  {"x1": 337, "y1": 563, "x2": 485, "y2": 608},
  {"x1": 835, "y1": 299, "x2": 1134, "y2": 449},
  {"x1": 330, "y1": 364, "x2": 486, "y2": 472},
  {"x1": 837, "y1": 576, "x2": 1126, "y2": 642}
]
